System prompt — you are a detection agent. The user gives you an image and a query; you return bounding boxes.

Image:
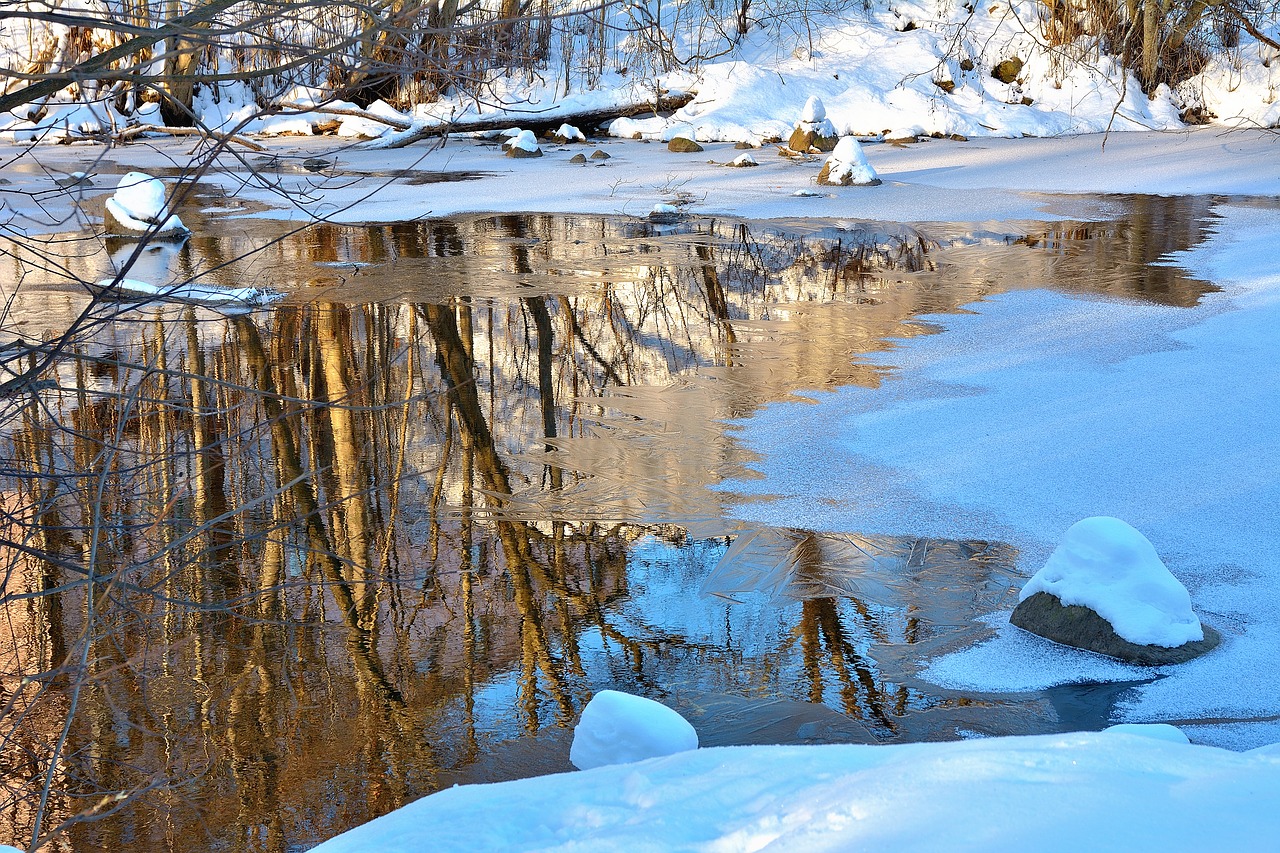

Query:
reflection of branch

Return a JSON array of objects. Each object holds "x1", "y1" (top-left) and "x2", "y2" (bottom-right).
[
  {"x1": 425, "y1": 301, "x2": 572, "y2": 720},
  {"x1": 558, "y1": 295, "x2": 625, "y2": 387}
]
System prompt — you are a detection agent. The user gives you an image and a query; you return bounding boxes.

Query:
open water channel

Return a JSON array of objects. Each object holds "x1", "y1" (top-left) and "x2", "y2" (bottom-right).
[{"x1": 0, "y1": 194, "x2": 1221, "y2": 850}]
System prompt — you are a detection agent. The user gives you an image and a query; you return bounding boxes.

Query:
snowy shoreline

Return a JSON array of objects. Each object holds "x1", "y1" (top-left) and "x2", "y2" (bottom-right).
[{"x1": 4, "y1": 127, "x2": 1279, "y2": 237}]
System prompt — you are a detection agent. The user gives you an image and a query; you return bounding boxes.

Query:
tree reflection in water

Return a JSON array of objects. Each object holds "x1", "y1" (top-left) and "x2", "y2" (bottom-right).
[{"x1": 0, "y1": 204, "x2": 1217, "y2": 850}]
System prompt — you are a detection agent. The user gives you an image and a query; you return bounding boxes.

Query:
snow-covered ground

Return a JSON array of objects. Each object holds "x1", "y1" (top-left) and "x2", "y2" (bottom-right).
[
  {"x1": 314, "y1": 729, "x2": 1280, "y2": 851},
  {"x1": 3, "y1": 127, "x2": 1279, "y2": 236}
]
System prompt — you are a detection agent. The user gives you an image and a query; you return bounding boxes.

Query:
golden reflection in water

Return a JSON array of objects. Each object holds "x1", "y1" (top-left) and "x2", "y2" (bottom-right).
[{"x1": 0, "y1": 202, "x2": 1217, "y2": 850}]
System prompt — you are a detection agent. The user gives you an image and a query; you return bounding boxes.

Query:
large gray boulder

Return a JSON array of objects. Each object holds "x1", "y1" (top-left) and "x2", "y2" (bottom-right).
[{"x1": 1011, "y1": 591, "x2": 1221, "y2": 665}]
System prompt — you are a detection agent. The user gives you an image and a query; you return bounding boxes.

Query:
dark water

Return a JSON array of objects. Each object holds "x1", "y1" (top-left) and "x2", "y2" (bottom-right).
[{"x1": 0, "y1": 196, "x2": 1220, "y2": 851}]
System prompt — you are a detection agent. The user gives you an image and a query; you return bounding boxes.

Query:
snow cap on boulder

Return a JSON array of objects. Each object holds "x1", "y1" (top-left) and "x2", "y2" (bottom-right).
[
  {"x1": 817, "y1": 137, "x2": 880, "y2": 186},
  {"x1": 801, "y1": 95, "x2": 827, "y2": 123},
  {"x1": 570, "y1": 690, "x2": 698, "y2": 770},
  {"x1": 789, "y1": 96, "x2": 838, "y2": 152},
  {"x1": 553, "y1": 123, "x2": 586, "y2": 143},
  {"x1": 105, "y1": 172, "x2": 187, "y2": 236},
  {"x1": 504, "y1": 129, "x2": 543, "y2": 157},
  {"x1": 1019, "y1": 516, "x2": 1202, "y2": 648}
]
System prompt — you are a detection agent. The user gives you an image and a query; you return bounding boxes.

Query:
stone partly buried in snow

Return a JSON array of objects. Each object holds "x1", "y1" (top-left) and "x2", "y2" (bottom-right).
[
  {"x1": 1010, "y1": 517, "x2": 1220, "y2": 665},
  {"x1": 667, "y1": 136, "x2": 704, "y2": 153},
  {"x1": 816, "y1": 137, "x2": 881, "y2": 186},
  {"x1": 991, "y1": 56, "x2": 1024, "y2": 84}
]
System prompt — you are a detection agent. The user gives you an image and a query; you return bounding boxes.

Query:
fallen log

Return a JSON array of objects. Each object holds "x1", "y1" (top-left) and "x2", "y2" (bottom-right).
[
  {"x1": 283, "y1": 93, "x2": 696, "y2": 150},
  {"x1": 116, "y1": 123, "x2": 266, "y2": 151}
]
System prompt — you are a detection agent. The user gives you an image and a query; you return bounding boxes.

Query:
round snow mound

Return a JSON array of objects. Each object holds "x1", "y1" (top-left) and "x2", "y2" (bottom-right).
[
  {"x1": 1019, "y1": 516, "x2": 1202, "y2": 647},
  {"x1": 570, "y1": 690, "x2": 698, "y2": 771}
]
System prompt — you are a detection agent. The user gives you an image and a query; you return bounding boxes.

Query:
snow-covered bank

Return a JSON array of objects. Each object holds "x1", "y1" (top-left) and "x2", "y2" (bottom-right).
[
  {"x1": 8, "y1": 0, "x2": 1277, "y2": 146},
  {"x1": 3, "y1": 128, "x2": 1279, "y2": 234},
  {"x1": 312, "y1": 731, "x2": 1280, "y2": 852}
]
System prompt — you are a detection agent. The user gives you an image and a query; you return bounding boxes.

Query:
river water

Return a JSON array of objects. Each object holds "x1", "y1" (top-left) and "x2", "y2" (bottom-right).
[{"x1": 0, "y1": 196, "x2": 1220, "y2": 851}]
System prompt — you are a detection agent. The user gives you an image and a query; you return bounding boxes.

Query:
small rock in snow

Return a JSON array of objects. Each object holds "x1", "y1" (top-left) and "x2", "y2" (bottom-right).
[
  {"x1": 589, "y1": 149, "x2": 611, "y2": 160},
  {"x1": 570, "y1": 690, "x2": 698, "y2": 770},
  {"x1": 668, "y1": 136, "x2": 704, "y2": 153},
  {"x1": 729, "y1": 152, "x2": 759, "y2": 167}
]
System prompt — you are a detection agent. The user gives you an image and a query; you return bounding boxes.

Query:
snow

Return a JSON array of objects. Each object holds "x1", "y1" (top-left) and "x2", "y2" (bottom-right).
[
  {"x1": 104, "y1": 172, "x2": 187, "y2": 236},
  {"x1": 311, "y1": 732, "x2": 1280, "y2": 852},
  {"x1": 730, "y1": 151, "x2": 758, "y2": 166},
  {"x1": 1019, "y1": 517, "x2": 1204, "y2": 647},
  {"x1": 336, "y1": 99, "x2": 407, "y2": 138},
  {"x1": 1103, "y1": 723, "x2": 1190, "y2": 744},
  {"x1": 792, "y1": 95, "x2": 838, "y2": 139},
  {"x1": 800, "y1": 95, "x2": 827, "y2": 123},
  {"x1": 821, "y1": 136, "x2": 880, "y2": 185},
  {"x1": 569, "y1": 690, "x2": 698, "y2": 771}
]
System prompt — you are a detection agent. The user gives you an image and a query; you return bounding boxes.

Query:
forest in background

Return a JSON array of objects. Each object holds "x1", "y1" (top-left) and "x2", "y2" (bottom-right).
[{"x1": 3, "y1": 0, "x2": 1280, "y2": 132}]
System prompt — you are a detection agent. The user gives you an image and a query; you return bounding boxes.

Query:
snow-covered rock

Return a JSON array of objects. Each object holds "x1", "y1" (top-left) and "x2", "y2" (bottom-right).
[
  {"x1": 729, "y1": 152, "x2": 759, "y2": 167},
  {"x1": 553, "y1": 123, "x2": 586, "y2": 143},
  {"x1": 1103, "y1": 723, "x2": 1190, "y2": 744},
  {"x1": 504, "y1": 129, "x2": 542, "y2": 157},
  {"x1": 789, "y1": 96, "x2": 839, "y2": 152},
  {"x1": 105, "y1": 172, "x2": 188, "y2": 236},
  {"x1": 1019, "y1": 517, "x2": 1202, "y2": 647},
  {"x1": 648, "y1": 202, "x2": 682, "y2": 223},
  {"x1": 569, "y1": 690, "x2": 698, "y2": 770},
  {"x1": 816, "y1": 137, "x2": 880, "y2": 186}
]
